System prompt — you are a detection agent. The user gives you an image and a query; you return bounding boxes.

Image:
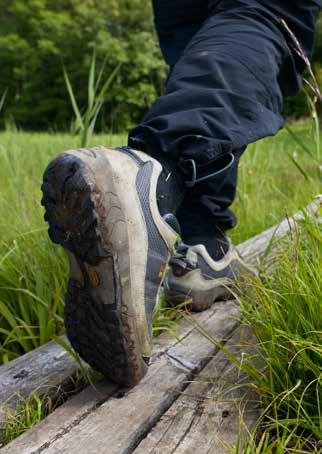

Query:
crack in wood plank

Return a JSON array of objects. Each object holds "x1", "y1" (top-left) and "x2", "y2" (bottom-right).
[
  {"x1": 2, "y1": 303, "x2": 240, "y2": 454},
  {"x1": 0, "y1": 301, "x2": 221, "y2": 430},
  {"x1": 165, "y1": 352, "x2": 196, "y2": 373},
  {"x1": 134, "y1": 326, "x2": 261, "y2": 454},
  {"x1": 1, "y1": 302, "x2": 236, "y2": 454}
]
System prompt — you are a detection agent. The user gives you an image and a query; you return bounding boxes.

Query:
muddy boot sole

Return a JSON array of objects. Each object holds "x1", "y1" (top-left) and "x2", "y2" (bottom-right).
[{"x1": 42, "y1": 147, "x2": 178, "y2": 386}]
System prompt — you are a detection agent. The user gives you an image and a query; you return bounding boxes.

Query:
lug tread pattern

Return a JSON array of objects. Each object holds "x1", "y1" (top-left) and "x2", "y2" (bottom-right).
[{"x1": 41, "y1": 151, "x2": 146, "y2": 386}]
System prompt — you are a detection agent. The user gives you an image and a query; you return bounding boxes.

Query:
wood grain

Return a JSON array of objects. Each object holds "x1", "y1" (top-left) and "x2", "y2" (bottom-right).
[
  {"x1": 0, "y1": 300, "x2": 221, "y2": 433},
  {"x1": 4, "y1": 302, "x2": 240, "y2": 454},
  {"x1": 0, "y1": 380, "x2": 117, "y2": 453},
  {"x1": 134, "y1": 325, "x2": 260, "y2": 454},
  {"x1": 0, "y1": 337, "x2": 81, "y2": 432},
  {"x1": 0, "y1": 303, "x2": 223, "y2": 452}
]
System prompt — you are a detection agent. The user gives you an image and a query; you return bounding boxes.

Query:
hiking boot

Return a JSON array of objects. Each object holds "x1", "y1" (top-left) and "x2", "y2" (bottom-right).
[
  {"x1": 41, "y1": 146, "x2": 179, "y2": 387},
  {"x1": 164, "y1": 240, "x2": 254, "y2": 312}
]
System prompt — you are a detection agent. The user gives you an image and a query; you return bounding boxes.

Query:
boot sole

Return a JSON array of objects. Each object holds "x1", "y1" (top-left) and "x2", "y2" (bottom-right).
[
  {"x1": 41, "y1": 148, "x2": 163, "y2": 386},
  {"x1": 164, "y1": 280, "x2": 233, "y2": 312}
]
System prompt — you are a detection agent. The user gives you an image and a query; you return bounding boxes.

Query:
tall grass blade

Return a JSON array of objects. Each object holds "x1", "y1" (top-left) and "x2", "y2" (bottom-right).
[
  {"x1": 95, "y1": 55, "x2": 109, "y2": 93},
  {"x1": 0, "y1": 89, "x2": 8, "y2": 113},
  {"x1": 88, "y1": 52, "x2": 96, "y2": 111},
  {"x1": 52, "y1": 335, "x2": 90, "y2": 382},
  {"x1": 63, "y1": 57, "x2": 121, "y2": 147},
  {"x1": 307, "y1": 94, "x2": 321, "y2": 161},
  {"x1": 63, "y1": 66, "x2": 84, "y2": 132},
  {"x1": 285, "y1": 125, "x2": 314, "y2": 158},
  {"x1": 286, "y1": 151, "x2": 311, "y2": 181},
  {"x1": 95, "y1": 62, "x2": 121, "y2": 108}
]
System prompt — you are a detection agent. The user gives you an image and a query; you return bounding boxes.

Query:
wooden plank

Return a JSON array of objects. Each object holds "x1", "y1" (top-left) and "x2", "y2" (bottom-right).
[
  {"x1": 0, "y1": 337, "x2": 81, "y2": 430},
  {"x1": 0, "y1": 301, "x2": 220, "y2": 433},
  {"x1": 134, "y1": 325, "x2": 260, "y2": 454},
  {"x1": 7, "y1": 301, "x2": 240, "y2": 454},
  {"x1": 0, "y1": 380, "x2": 117, "y2": 453},
  {"x1": 0, "y1": 303, "x2": 222, "y2": 452}
]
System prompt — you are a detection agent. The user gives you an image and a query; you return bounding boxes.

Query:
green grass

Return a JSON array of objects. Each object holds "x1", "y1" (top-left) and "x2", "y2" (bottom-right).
[
  {"x1": 234, "y1": 215, "x2": 322, "y2": 453},
  {"x1": 1, "y1": 393, "x2": 53, "y2": 446},
  {"x1": 0, "y1": 119, "x2": 320, "y2": 448},
  {"x1": 231, "y1": 121, "x2": 320, "y2": 244},
  {"x1": 0, "y1": 121, "x2": 320, "y2": 364}
]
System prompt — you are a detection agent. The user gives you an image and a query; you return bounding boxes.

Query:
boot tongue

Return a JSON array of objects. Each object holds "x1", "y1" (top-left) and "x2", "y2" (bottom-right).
[{"x1": 162, "y1": 213, "x2": 181, "y2": 236}]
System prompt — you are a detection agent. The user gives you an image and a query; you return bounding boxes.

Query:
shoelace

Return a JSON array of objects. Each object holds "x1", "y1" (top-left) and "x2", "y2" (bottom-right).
[{"x1": 169, "y1": 244, "x2": 198, "y2": 271}]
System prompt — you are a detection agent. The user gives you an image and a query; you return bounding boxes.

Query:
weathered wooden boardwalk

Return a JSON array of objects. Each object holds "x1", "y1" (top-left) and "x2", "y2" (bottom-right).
[{"x1": 0, "y1": 199, "x2": 319, "y2": 454}]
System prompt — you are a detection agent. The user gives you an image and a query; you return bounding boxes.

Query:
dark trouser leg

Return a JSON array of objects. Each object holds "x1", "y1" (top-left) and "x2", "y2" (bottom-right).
[
  {"x1": 151, "y1": 0, "x2": 209, "y2": 70},
  {"x1": 129, "y1": 0, "x2": 320, "y2": 239},
  {"x1": 140, "y1": 0, "x2": 209, "y2": 218}
]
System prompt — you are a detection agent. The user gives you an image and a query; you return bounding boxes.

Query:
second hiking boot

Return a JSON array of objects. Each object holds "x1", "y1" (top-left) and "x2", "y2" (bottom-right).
[
  {"x1": 41, "y1": 147, "x2": 179, "y2": 387},
  {"x1": 164, "y1": 240, "x2": 254, "y2": 312}
]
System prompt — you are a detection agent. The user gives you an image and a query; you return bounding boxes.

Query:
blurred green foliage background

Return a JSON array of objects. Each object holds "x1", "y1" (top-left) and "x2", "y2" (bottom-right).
[{"x1": 0, "y1": 0, "x2": 321, "y2": 132}]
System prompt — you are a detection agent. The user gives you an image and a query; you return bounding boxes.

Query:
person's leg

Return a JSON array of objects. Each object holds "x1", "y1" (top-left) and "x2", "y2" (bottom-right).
[
  {"x1": 150, "y1": 1, "x2": 240, "y2": 261},
  {"x1": 42, "y1": 0, "x2": 320, "y2": 386},
  {"x1": 130, "y1": 0, "x2": 321, "y2": 252},
  {"x1": 149, "y1": 0, "x2": 210, "y2": 218},
  {"x1": 151, "y1": 0, "x2": 209, "y2": 70}
]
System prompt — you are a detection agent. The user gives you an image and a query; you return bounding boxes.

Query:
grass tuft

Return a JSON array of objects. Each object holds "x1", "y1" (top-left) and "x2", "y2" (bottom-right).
[
  {"x1": 234, "y1": 215, "x2": 321, "y2": 452},
  {"x1": 64, "y1": 53, "x2": 121, "y2": 147},
  {"x1": 1, "y1": 393, "x2": 53, "y2": 446}
]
